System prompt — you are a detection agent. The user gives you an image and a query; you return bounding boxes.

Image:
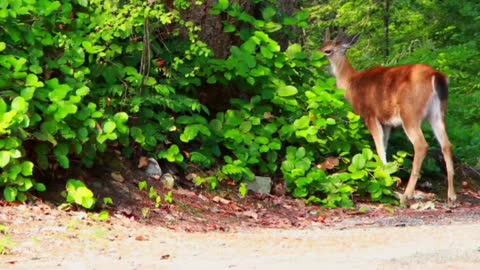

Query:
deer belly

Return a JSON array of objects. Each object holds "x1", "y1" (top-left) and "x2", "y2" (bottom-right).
[{"x1": 383, "y1": 114, "x2": 403, "y2": 127}]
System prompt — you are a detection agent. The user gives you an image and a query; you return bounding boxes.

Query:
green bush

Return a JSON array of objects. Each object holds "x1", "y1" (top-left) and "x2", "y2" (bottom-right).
[{"x1": 0, "y1": 0, "x2": 402, "y2": 208}]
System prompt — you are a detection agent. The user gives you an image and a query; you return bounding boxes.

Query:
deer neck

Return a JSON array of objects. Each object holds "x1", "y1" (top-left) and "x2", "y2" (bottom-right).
[{"x1": 330, "y1": 57, "x2": 356, "y2": 99}]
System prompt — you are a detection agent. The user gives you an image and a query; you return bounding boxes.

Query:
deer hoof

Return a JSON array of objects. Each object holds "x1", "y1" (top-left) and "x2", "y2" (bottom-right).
[
  {"x1": 399, "y1": 194, "x2": 408, "y2": 205},
  {"x1": 447, "y1": 193, "x2": 457, "y2": 209}
]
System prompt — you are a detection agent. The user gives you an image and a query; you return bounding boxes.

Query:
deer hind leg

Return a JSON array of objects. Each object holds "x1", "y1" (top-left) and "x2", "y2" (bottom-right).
[
  {"x1": 428, "y1": 108, "x2": 456, "y2": 206},
  {"x1": 382, "y1": 125, "x2": 392, "y2": 155},
  {"x1": 401, "y1": 122, "x2": 429, "y2": 204},
  {"x1": 366, "y1": 118, "x2": 388, "y2": 164}
]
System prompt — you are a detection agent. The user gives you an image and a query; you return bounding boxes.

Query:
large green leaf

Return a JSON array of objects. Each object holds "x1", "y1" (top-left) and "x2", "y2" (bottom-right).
[
  {"x1": 0, "y1": 151, "x2": 10, "y2": 167},
  {"x1": 277, "y1": 85, "x2": 298, "y2": 97},
  {"x1": 3, "y1": 187, "x2": 17, "y2": 202}
]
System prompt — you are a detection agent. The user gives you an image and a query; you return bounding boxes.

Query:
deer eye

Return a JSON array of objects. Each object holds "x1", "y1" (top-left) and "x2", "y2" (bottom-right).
[{"x1": 323, "y1": 49, "x2": 333, "y2": 55}]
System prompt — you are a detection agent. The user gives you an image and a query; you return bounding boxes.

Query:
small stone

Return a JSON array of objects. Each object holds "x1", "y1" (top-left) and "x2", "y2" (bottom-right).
[
  {"x1": 198, "y1": 194, "x2": 209, "y2": 202},
  {"x1": 145, "y1": 158, "x2": 162, "y2": 176},
  {"x1": 247, "y1": 176, "x2": 272, "y2": 194},
  {"x1": 111, "y1": 172, "x2": 125, "y2": 182},
  {"x1": 185, "y1": 173, "x2": 198, "y2": 181},
  {"x1": 160, "y1": 173, "x2": 175, "y2": 189}
]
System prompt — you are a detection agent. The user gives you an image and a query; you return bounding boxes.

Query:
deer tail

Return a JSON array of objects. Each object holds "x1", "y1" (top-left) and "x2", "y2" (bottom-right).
[{"x1": 433, "y1": 73, "x2": 449, "y2": 101}]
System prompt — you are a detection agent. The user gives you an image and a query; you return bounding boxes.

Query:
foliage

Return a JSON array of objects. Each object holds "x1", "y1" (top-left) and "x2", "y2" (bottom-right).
[
  {"x1": 8, "y1": 0, "x2": 474, "y2": 209},
  {"x1": 64, "y1": 179, "x2": 96, "y2": 210}
]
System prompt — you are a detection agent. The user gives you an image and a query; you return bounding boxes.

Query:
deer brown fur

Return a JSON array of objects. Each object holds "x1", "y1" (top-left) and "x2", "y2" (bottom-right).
[{"x1": 321, "y1": 31, "x2": 456, "y2": 205}]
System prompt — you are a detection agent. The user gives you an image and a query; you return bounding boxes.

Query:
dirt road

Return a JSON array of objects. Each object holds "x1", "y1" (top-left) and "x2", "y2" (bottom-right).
[{"x1": 2, "y1": 209, "x2": 480, "y2": 270}]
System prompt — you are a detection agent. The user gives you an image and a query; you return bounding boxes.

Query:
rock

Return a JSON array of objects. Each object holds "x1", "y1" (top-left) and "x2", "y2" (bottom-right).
[
  {"x1": 111, "y1": 172, "x2": 125, "y2": 182},
  {"x1": 185, "y1": 172, "x2": 198, "y2": 181},
  {"x1": 247, "y1": 176, "x2": 272, "y2": 194},
  {"x1": 160, "y1": 173, "x2": 175, "y2": 189},
  {"x1": 145, "y1": 158, "x2": 162, "y2": 176}
]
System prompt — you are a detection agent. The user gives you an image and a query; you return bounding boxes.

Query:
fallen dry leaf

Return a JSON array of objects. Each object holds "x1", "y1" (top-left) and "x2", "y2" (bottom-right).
[
  {"x1": 138, "y1": 156, "x2": 149, "y2": 168},
  {"x1": 410, "y1": 201, "x2": 435, "y2": 210},
  {"x1": 263, "y1": 112, "x2": 274, "y2": 119},
  {"x1": 213, "y1": 196, "x2": 230, "y2": 205},
  {"x1": 317, "y1": 157, "x2": 340, "y2": 171},
  {"x1": 135, "y1": 235, "x2": 149, "y2": 241},
  {"x1": 240, "y1": 210, "x2": 259, "y2": 220}
]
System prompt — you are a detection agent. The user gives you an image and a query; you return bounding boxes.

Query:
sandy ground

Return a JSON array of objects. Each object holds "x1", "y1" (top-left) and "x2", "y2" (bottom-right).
[{"x1": 1, "y1": 207, "x2": 480, "y2": 270}]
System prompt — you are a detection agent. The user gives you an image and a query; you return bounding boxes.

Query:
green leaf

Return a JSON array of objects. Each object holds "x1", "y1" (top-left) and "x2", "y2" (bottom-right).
[
  {"x1": 349, "y1": 154, "x2": 366, "y2": 172},
  {"x1": 262, "y1": 6, "x2": 276, "y2": 20},
  {"x1": 350, "y1": 170, "x2": 367, "y2": 180},
  {"x1": 54, "y1": 143, "x2": 70, "y2": 169},
  {"x1": 239, "y1": 121, "x2": 252, "y2": 133},
  {"x1": 3, "y1": 187, "x2": 17, "y2": 202},
  {"x1": 21, "y1": 87, "x2": 36, "y2": 100},
  {"x1": 138, "y1": 181, "x2": 148, "y2": 191},
  {"x1": 239, "y1": 182, "x2": 248, "y2": 198},
  {"x1": 77, "y1": 0, "x2": 88, "y2": 7},
  {"x1": 17, "y1": 192, "x2": 27, "y2": 202},
  {"x1": 326, "y1": 118, "x2": 336, "y2": 125},
  {"x1": 277, "y1": 85, "x2": 298, "y2": 97},
  {"x1": 35, "y1": 182, "x2": 46, "y2": 192},
  {"x1": 54, "y1": 103, "x2": 77, "y2": 121},
  {"x1": 260, "y1": 46, "x2": 274, "y2": 59},
  {"x1": 11, "y1": 97, "x2": 27, "y2": 112},
  {"x1": 0, "y1": 151, "x2": 10, "y2": 168},
  {"x1": 113, "y1": 112, "x2": 129, "y2": 123},
  {"x1": 255, "y1": 136, "x2": 269, "y2": 144},
  {"x1": 76, "y1": 86, "x2": 90, "y2": 96},
  {"x1": 293, "y1": 116, "x2": 310, "y2": 130},
  {"x1": 362, "y1": 148, "x2": 374, "y2": 161},
  {"x1": 217, "y1": 0, "x2": 229, "y2": 10},
  {"x1": 0, "y1": 98, "x2": 6, "y2": 114},
  {"x1": 21, "y1": 161, "x2": 34, "y2": 176},
  {"x1": 26, "y1": 74, "x2": 44, "y2": 88},
  {"x1": 47, "y1": 79, "x2": 72, "y2": 102},
  {"x1": 103, "y1": 120, "x2": 116, "y2": 134},
  {"x1": 224, "y1": 21, "x2": 236, "y2": 33},
  {"x1": 0, "y1": 42, "x2": 5, "y2": 52},
  {"x1": 296, "y1": 147, "x2": 306, "y2": 159},
  {"x1": 35, "y1": 144, "x2": 49, "y2": 169},
  {"x1": 286, "y1": 44, "x2": 303, "y2": 59}
]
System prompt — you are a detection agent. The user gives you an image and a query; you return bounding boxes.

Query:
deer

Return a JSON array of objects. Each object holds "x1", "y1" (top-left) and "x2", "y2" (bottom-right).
[{"x1": 320, "y1": 30, "x2": 456, "y2": 206}]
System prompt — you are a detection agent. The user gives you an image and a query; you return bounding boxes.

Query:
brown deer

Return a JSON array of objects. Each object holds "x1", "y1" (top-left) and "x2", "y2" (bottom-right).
[{"x1": 320, "y1": 30, "x2": 456, "y2": 206}]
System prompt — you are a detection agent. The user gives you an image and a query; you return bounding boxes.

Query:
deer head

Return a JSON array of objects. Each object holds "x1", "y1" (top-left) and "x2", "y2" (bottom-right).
[{"x1": 321, "y1": 30, "x2": 360, "y2": 59}]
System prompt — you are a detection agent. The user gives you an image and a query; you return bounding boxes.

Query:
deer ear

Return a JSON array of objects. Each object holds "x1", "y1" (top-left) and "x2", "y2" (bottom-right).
[
  {"x1": 342, "y1": 34, "x2": 360, "y2": 49},
  {"x1": 324, "y1": 28, "x2": 331, "y2": 42},
  {"x1": 350, "y1": 34, "x2": 361, "y2": 45}
]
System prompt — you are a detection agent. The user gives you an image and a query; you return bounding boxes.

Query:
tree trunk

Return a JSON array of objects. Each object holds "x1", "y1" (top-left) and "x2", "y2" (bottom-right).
[{"x1": 383, "y1": 0, "x2": 390, "y2": 61}]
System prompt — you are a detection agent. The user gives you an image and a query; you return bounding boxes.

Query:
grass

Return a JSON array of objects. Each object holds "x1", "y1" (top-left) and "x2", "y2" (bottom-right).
[{"x1": 0, "y1": 224, "x2": 15, "y2": 255}]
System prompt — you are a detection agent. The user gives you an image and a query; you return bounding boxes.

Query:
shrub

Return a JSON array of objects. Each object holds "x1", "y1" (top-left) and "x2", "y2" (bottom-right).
[{"x1": 0, "y1": 0, "x2": 401, "y2": 208}]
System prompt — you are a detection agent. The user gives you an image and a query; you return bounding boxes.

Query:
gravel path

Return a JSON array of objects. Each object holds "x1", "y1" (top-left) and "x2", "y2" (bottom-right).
[{"x1": 2, "y1": 215, "x2": 480, "y2": 270}]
